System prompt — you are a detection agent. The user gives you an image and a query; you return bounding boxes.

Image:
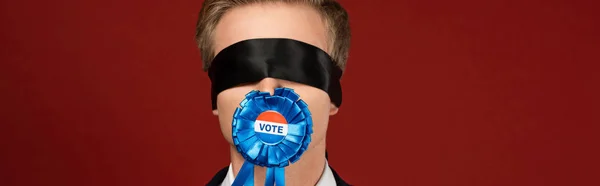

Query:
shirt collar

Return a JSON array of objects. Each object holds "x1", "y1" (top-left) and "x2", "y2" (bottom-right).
[{"x1": 220, "y1": 161, "x2": 336, "y2": 186}]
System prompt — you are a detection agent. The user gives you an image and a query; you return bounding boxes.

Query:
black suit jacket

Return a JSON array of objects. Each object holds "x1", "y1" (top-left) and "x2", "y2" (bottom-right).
[{"x1": 206, "y1": 166, "x2": 350, "y2": 186}]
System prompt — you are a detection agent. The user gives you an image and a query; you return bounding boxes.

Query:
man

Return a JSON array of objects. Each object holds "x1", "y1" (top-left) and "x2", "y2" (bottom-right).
[{"x1": 194, "y1": 0, "x2": 351, "y2": 185}]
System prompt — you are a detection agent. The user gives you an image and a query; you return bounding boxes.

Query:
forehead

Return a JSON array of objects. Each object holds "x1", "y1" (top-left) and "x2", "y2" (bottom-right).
[{"x1": 213, "y1": 3, "x2": 328, "y2": 55}]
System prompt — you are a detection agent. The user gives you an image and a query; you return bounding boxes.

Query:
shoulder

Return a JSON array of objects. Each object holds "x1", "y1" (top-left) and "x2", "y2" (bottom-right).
[
  {"x1": 206, "y1": 166, "x2": 229, "y2": 186},
  {"x1": 330, "y1": 166, "x2": 352, "y2": 186}
]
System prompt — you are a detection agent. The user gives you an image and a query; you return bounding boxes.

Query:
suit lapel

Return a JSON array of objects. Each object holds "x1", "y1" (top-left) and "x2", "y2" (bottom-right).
[{"x1": 206, "y1": 166, "x2": 228, "y2": 186}]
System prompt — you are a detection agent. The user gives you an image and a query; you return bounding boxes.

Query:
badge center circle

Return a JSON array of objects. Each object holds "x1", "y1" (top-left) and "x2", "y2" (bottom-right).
[{"x1": 254, "y1": 110, "x2": 288, "y2": 145}]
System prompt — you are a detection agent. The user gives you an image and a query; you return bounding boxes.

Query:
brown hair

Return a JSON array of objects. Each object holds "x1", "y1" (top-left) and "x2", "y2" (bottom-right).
[{"x1": 195, "y1": 0, "x2": 351, "y2": 71}]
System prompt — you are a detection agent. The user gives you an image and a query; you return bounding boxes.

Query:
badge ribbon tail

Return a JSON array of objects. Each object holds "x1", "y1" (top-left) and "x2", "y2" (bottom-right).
[{"x1": 231, "y1": 162, "x2": 284, "y2": 186}]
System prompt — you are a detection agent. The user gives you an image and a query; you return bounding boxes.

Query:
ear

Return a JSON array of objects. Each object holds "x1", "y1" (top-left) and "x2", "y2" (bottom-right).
[
  {"x1": 212, "y1": 109, "x2": 219, "y2": 116},
  {"x1": 329, "y1": 103, "x2": 339, "y2": 116}
]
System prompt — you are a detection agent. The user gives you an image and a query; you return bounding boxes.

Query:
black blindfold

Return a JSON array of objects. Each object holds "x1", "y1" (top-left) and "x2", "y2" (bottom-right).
[{"x1": 208, "y1": 38, "x2": 343, "y2": 110}]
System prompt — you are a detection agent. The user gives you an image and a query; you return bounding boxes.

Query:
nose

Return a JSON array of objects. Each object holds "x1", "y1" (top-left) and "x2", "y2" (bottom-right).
[{"x1": 256, "y1": 78, "x2": 281, "y2": 95}]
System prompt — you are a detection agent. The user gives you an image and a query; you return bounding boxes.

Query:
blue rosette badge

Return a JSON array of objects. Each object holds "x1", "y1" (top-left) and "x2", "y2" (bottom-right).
[{"x1": 231, "y1": 87, "x2": 313, "y2": 186}]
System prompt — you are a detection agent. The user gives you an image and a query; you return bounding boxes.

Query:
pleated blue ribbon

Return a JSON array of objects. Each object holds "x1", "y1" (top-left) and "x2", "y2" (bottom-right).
[{"x1": 231, "y1": 88, "x2": 313, "y2": 186}]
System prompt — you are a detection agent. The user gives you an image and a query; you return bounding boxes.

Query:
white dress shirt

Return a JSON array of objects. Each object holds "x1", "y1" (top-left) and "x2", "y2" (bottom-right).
[{"x1": 220, "y1": 161, "x2": 336, "y2": 186}]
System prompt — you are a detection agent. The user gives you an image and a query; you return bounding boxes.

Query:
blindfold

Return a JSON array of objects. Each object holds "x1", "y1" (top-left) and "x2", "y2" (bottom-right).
[{"x1": 208, "y1": 38, "x2": 343, "y2": 110}]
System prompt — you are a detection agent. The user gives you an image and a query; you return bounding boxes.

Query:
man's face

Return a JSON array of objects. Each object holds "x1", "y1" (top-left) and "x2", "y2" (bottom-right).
[{"x1": 212, "y1": 3, "x2": 337, "y2": 149}]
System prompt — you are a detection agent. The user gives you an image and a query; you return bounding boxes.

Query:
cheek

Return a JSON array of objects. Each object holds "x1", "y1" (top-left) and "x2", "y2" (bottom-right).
[
  {"x1": 291, "y1": 88, "x2": 332, "y2": 142},
  {"x1": 293, "y1": 88, "x2": 331, "y2": 117},
  {"x1": 216, "y1": 87, "x2": 254, "y2": 144}
]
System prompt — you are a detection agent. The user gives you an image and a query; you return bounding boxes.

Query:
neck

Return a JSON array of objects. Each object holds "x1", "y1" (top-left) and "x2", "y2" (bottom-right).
[{"x1": 230, "y1": 139, "x2": 327, "y2": 185}]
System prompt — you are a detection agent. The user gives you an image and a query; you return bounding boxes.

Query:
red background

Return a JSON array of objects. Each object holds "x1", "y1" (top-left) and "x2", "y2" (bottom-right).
[{"x1": 1, "y1": 0, "x2": 599, "y2": 185}]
